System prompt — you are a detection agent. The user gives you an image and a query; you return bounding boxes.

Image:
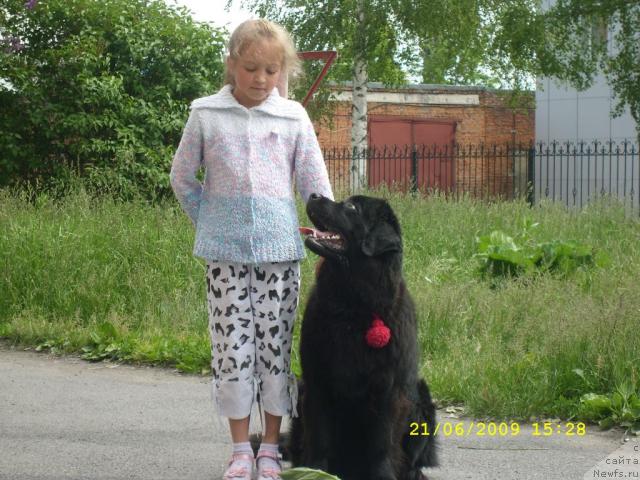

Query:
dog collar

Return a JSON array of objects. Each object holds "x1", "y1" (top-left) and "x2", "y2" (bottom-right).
[{"x1": 365, "y1": 314, "x2": 391, "y2": 348}]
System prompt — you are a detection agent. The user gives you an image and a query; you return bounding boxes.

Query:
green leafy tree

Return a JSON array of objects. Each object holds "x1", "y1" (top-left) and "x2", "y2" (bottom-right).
[
  {"x1": 545, "y1": 0, "x2": 640, "y2": 144},
  {"x1": 236, "y1": 0, "x2": 540, "y2": 190},
  {"x1": 494, "y1": 0, "x2": 640, "y2": 144},
  {"x1": 0, "y1": 0, "x2": 225, "y2": 199}
]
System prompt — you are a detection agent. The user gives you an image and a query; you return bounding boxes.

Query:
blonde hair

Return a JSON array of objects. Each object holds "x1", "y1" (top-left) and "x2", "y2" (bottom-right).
[{"x1": 224, "y1": 19, "x2": 302, "y2": 86}]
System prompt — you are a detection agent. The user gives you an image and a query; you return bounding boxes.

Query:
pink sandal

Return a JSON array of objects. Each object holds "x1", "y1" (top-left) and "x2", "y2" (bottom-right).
[
  {"x1": 256, "y1": 449, "x2": 282, "y2": 480},
  {"x1": 222, "y1": 453, "x2": 254, "y2": 480}
]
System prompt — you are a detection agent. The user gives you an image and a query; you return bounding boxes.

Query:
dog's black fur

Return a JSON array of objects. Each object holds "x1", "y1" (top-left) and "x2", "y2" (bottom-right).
[{"x1": 289, "y1": 194, "x2": 437, "y2": 480}]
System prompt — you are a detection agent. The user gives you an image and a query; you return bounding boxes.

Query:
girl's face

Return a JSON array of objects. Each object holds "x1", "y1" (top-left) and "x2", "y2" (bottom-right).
[{"x1": 228, "y1": 39, "x2": 283, "y2": 108}]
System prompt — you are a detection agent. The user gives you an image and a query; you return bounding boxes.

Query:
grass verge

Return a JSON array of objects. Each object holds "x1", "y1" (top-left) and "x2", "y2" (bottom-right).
[{"x1": 1, "y1": 186, "x2": 639, "y2": 423}]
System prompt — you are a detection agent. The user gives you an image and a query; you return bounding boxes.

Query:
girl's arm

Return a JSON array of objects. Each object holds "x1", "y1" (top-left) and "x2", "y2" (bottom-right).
[
  {"x1": 294, "y1": 111, "x2": 334, "y2": 202},
  {"x1": 170, "y1": 109, "x2": 203, "y2": 225}
]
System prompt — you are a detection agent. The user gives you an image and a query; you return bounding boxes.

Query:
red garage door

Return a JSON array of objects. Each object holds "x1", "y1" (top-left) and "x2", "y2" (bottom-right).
[{"x1": 368, "y1": 117, "x2": 456, "y2": 191}]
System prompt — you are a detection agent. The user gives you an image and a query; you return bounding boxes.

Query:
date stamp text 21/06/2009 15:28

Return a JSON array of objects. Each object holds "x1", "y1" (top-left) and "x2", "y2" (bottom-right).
[{"x1": 408, "y1": 421, "x2": 587, "y2": 438}]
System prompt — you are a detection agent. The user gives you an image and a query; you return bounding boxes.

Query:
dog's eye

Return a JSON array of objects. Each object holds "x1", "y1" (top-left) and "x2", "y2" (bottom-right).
[{"x1": 344, "y1": 202, "x2": 358, "y2": 212}]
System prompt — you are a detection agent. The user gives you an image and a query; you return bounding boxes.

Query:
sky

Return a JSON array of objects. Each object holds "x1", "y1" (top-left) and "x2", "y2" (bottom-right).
[{"x1": 164, "y1": 0, "x2": 254, "y2": 32}]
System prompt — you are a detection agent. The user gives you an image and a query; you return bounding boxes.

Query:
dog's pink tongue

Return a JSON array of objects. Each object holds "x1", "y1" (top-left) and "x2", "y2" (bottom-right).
[{"x1": 299, "y1": 227, "x2": 338, "y2": 239}]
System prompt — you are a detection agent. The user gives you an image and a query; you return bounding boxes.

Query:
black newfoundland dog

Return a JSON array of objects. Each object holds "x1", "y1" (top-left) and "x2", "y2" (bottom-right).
[{"x1": 291, "y1": 193, "x2": 438, "y2": 480}]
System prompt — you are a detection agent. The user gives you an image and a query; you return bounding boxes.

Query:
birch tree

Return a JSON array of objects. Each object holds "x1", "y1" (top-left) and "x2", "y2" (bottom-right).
[
  {"x1": 237, "y1": 0, "x2": 540, "y2": 190},
  {"x1": 351, "y1": 0, "x2": 367, "y2": 190}
]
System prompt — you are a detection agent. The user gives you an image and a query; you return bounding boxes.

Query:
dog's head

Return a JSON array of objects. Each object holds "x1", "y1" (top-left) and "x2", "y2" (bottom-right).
[{"x1": 300, "y1": 194, "x2": 402, "y2": 261}]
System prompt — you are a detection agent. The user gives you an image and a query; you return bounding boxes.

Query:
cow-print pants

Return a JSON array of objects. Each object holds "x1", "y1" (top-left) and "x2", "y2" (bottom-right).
[{"x1": 205, "y1": 260, "x2": 300, "y2": 420}]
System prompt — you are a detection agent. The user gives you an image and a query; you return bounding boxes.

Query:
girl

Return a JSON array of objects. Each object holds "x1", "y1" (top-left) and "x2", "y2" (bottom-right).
[{"x1": 170, "y1": 19, "x2": 333, "y2": 480}]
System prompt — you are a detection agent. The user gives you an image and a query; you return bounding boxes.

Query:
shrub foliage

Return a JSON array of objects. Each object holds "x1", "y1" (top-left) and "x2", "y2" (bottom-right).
[{"x1": 0, "y1": 0, "x2": 225, "y2": 198}]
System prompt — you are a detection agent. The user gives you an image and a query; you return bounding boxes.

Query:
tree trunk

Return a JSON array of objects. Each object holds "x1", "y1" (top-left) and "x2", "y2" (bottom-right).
[
  {"x1": 633, "y1": 111, "x2": 640, "y2": 151},
  {"x1": 350, "y1": 0, "x2": 368, "y2": 193}
]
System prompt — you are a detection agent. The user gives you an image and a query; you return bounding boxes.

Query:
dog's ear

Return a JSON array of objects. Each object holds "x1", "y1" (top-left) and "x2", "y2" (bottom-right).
[{"x1": 361, "y1": 222, "x2": 402, "y2": 257}]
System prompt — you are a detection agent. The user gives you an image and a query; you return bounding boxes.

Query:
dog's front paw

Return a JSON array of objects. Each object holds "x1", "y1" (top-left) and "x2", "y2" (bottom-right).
[
  {"x1": 371, "y1": 474, "x2": 396, "y2": 480},
  {"x1": 304, "y1": 457, "x2": 329, "y2": 473},
  {"x1": 311, "y1": 460, "x2": 329, "y2": 473},
  {"x1": 369, "y1": 458, "x2": 397, "y2": 480}
]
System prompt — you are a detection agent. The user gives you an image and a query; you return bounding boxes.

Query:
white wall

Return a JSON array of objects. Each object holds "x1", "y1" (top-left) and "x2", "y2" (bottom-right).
[
  {"x1": 533, "y1": 0, "x2": 639, "y2": 212},
  {"x1": 535, "y1": 0, "x2": 637, "y2": 145},
  {"x1": 536, "y1": 76, "x2": 637, "y2": 145}
]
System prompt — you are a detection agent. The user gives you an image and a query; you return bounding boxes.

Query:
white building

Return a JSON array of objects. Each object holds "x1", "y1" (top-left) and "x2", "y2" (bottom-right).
[
  {"x1": 536, "y1": 77, "x2": 637, "y2": 145},
  {"x1": 534, "y1": 0, "x2": 638, "y2": 211},
  {"x1": 535, "y1": 0, "x2": 637, "y2": 144}
]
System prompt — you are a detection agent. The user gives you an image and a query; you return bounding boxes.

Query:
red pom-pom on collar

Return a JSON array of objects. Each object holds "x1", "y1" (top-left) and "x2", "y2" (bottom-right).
[{"x1": 365, "y1": 314, "x2": 391, "y2": 348}]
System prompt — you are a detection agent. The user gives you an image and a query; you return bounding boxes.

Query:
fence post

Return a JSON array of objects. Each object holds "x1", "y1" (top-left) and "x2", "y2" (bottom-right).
[
  {"x1": 527, "y1": 146, "x2": 536, "y2": 206},
  {"x1": 411, "y1": 145, "x2": 418, "y2": 192}
]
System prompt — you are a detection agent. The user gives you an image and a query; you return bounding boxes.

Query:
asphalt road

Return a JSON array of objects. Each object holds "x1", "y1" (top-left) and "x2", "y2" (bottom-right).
[{"x1": 1, "y1": 345, "x2": 637, "y2": 480}]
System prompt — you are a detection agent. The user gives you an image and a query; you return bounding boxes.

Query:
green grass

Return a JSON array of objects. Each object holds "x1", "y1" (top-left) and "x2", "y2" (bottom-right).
[{"x1": 1, "y1": 186, "x2": 639, "y2": 422}]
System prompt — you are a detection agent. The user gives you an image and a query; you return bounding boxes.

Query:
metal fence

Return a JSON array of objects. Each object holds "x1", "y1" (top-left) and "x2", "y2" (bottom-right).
[
  {"x1": 322, "y1": 140, "x2": 639, "y2": 213},
  {"x1": 533, "y1": 140, "x2": 639, "y2": 212}
]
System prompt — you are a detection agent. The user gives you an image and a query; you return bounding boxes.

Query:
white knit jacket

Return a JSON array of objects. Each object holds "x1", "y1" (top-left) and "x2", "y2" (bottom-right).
[{"x1": 170, "y1": 85, "x2": 334, "y2": 263}]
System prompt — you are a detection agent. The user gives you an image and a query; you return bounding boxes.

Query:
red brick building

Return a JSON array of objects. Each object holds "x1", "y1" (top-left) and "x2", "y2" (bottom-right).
[{"x1": 313, "y1": 83, "x2": 535, "y2": 196}]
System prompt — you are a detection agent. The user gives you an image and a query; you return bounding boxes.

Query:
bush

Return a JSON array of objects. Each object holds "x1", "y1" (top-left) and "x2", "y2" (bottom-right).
[
  {"x1": 0, "y1": 0, "x2": 225, "y2": 199},
  {"x1": 579, "y1": 382, "x2": 640, "y2": 434},
  {"x1": 474, "y1": 219, "x2": 596, "y2": 278}
]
